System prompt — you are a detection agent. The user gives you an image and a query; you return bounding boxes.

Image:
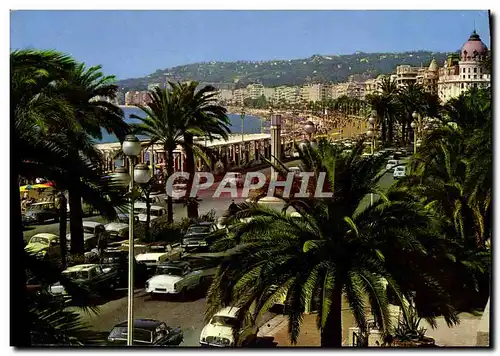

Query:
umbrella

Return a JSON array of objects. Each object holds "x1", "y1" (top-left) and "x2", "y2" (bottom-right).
[
  {"x1": 32, "y1": 183, "x2": 53, "y2": 189},
  {"x1": 19, "y1": 185, "x2": 34, "y2": 192}
]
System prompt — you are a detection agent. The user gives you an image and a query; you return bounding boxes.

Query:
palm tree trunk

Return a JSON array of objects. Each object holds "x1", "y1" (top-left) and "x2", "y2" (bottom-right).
[
  {"x1": 12, "y1": 174, "x2": 31, "y2": 346},
  {"x1": 381, "y1": 116, "x2": 387, "y2": 144},
  {"x1": 184, "y1": 134, "x2": 198, "y2": 219},
  {"x1": 68, "y1": 186, "x2": 84, "y2": 254},
  {"x1": 401, "y1": 116, "x2": 407, "y2": 145},
  {"x1": 388, "y1": 115, "x2": 394, "y2": 145},
  {"x1": 59, "y1": 193, "x2": 67, "y2": 269},
  {"x1": 166, "y1": 146, "x2": 174, "y2": 224},
  {"x1": 321, "y1": 287, "x2": 343, "y2": 347}
]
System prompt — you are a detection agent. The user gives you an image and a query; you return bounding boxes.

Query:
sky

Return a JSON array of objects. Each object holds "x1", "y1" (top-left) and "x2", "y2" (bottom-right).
[{"x1": 10, "y1": 10, "x2": 490, "y2": 80}]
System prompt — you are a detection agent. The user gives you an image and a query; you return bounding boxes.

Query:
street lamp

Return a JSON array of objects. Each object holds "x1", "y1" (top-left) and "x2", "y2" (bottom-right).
[
  {"x1": 411, "y1": 111, "x2": 425, "y2": 155},
  {"x1": 240, "y1": 107, "x2": 246, "y2": 143},
  {"x1": 115, "y1": 134, "x2": 150, "y2": 346},
  {"x1": 367, "y1": 115, "x2": 378, "y2": 206},
  {"x1": 304, "y1": 120, "x2": 316, "y2": 141}
]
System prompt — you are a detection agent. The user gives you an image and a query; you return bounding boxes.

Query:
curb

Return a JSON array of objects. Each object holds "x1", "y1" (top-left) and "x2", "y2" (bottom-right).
[{"x1": 258, "y1": 314, "x2": 287, "y2": 338}]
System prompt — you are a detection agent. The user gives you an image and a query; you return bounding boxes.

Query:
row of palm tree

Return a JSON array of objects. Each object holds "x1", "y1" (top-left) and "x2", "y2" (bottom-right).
[{"x1": 205, "y1": 87, "x2": 491, "y2": 347}]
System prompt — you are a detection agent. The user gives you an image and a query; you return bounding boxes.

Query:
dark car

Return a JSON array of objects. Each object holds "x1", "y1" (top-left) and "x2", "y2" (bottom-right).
[
  {"x1": 181, "y1": 222, "x2": 218, "y2": 252},
  {"x1": 23, "y1": 202, "x2": 59, "y2": 225},
  {"x1": 99, "y1": 249, "x2": 148, "y2": 287},
  {"x1": 106, "y1": 319, "x2": 183, "y2": 346}
]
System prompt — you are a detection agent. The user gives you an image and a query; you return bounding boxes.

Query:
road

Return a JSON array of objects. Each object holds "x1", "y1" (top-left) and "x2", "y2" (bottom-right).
[{"x1": 78, "y1": 288, "x2": 275, "y2": 347}]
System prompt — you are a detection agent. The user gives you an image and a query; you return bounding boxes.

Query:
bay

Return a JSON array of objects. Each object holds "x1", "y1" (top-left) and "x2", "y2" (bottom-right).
[{"x1": 98, "y1": 107, "x2": 264, "y2": 143}]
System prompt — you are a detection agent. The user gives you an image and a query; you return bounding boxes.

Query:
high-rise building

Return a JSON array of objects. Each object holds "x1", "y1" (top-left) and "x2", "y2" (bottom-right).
[
  {"x1": 246, "y1": 83, "x2": 265, "y2": 99},
  {"x1": 300, "y1": 83, "x2": 329, "y2": 103}
]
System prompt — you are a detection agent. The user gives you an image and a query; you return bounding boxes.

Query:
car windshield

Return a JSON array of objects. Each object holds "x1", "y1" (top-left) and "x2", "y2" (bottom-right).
[
  {"x1": 29, "y1": 236, "x2": 52, "y2": 245},
  {"x1": 83, "y1": 226, "x2": 95, "y2": 234},
  {"x1": 156, "y1": 266, "x2": 184, "y2": 276},
  {"x1": 388, "y1": 160, "x2": 397, "y2": 165},
  {"x1": 146, "y1": 244, "x2": 169, "y2": 253},
  {"x1": 108, "y1": 327, "x2": 152, "y2": 343},
  {"x1": 101, "y1": 252, "x2": 124, "y2": 262},
  {"x1": 395, "y1": 167, "x2": 405, "y2": 172},
  {"x1": 63, "y1": 271, "x2": 89, "y2": 280},
  {"x1": 210, "y1": 315, "x2": 238, "y2": 328},
  {"x1": 139, "y1": 209, "x2": 163, "y2": 217},
  {"x1": 187, "y1": 226, "x2": 210, "y2": 234}
]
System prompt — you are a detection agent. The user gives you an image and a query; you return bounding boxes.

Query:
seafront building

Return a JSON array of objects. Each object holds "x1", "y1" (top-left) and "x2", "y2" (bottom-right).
[{"x1": 121, "y1": 31, "x2": 489, "y2": 107}]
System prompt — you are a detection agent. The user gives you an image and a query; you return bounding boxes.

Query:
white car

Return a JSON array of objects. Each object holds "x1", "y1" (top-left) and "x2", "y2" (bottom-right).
[
  {"x1": 67, "y1": 221, "x2": 106, "y2": 241},
  {"x1": 386, "y1": 160, "x2": 398, "y2": 172},
  {"x1": 134, "y1": 203, "x2": 167, "y2": 223},
  {"x1": 393, "y1": 166, "x2": 406, "y2": 179},
  {"x1": 105, "y1": 222, "x2": 129, "y2": 240},
  {"x1": 145, "y1": 260, "x2": 217, "y2": 297},
  {"x1": 200, "y1": 307, "x2": 258, "y2": 347},
  {"x1": 135, "y1": 242, "x2": 182, "y2": 272}
]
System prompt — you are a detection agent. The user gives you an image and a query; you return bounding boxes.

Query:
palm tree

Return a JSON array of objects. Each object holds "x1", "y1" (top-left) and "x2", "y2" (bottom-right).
[
  {"x1": 12, "y1": 49, "x2": 121, "y2": 346},
  {"x1": 206, "y1": 141, "x2": 458, "y2": 347},
  {"x1": 378, "y1": 76, "x2": 399, "y2": 145},
  {"x1": 131, "y1": 86, "x2": 193, "y2": 223},
  {"x1": 397, "y1": 82, "x2": 425, "y2": 144},
  {"x1": 56, "y1": 63, "x2": 129, "y2": 253},
  {"x1": 172, "y1": 81, "x2": 230, "y2": 219}
]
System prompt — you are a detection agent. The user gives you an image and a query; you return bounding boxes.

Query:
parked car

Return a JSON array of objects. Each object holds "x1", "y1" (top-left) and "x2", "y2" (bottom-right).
[
  {"x1": 106, "y1": 319, "x2": 183, "y2": 346},
  {"x1": 386, "y1": 160, "x2": 398, "y2": 172},
  {"x1": 393, "y1": 166, "x2": 406, "y2": 179},
  {"x1": 49, "y1": 263, "x2": 120, "y2": 296},
  {"x1": 134, "y1": 203, "x2": 167, "y2": 224},
  {"x1": 200, "y1": 307, "x2": 258, "y2": 347},
  {"x1": 181, "y1": 222, "x2": 218, "y2": 251},
  {"x1": 135, "y1": 242, "x2": 183, "y2": 274},
  {"x1": 222, "y1": 172, "x2": 244, "y2": 188},
  {"x1": 105, "y1": 222, "x2": 129, "y2": 241},
  {"x1": 99, "y1": 248, "x2": 148, "y2": 287},
  {"x1": 116, "y1": 212, "x2": 139, "y2": 224},
  {"x1": 23, "y1": 202, "x2": 59, "y2": 225},
  {"x1": 66, "y1": 221, "x2": 106, "y2": 242},
  {"x1": 25, "y1": 233, "x2": 60, "y2": 260},
  {"x1": 145, "y1": 259, "x2": 218, "y2": 297}
]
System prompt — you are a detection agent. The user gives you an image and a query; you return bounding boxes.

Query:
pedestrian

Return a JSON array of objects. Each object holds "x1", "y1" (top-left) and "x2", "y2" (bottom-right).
[{"x1": 228, "y1": 199, "x2": 239, "y2": 216}]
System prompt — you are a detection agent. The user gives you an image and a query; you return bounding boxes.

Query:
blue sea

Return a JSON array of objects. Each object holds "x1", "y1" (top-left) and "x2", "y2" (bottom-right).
[{"x1": 98, "y1": 107, "x2": 265, "y2": 143}]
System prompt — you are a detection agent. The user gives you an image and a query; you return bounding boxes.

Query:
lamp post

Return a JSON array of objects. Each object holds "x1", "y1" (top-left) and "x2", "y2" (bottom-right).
[
  {"x1": 367, "y1": 114, "x2": 377, "y2": 206},
  {"x1": 115, "y1": 134, "x2": 150, "y2": 346},
  {"x1": 304, "y1": 120, "x2": 316, "y2": 141},
  {"x1": 411, "y1": 111, "x2": 426, "y2": 155},
  {"x1": 240, "y1": 107, "x2": 246, "y2": 143}
]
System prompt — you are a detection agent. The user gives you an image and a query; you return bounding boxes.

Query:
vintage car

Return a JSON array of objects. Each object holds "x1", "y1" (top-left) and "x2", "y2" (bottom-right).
[
  {"x1": 25, "y1": 233, "x2": 60, "y2": 260},
  {"x1": 200, "y1": 307, "x2": 258, "y2": 347},
  {"x1": 106, "y1": 319, "x2": 183, "y2": 346},
  {"x1": 23, "y1": 202, "x2": 59, "y2": 225},
  {"x1": 104, "y1": 222, "x2": 129, "y2": 241},
  {"x1": 145, "y1": 259, "x2": 217, "y2": 297},
  {"x1": 134, "y1": 203, "x2": 167, "y2": 224},
  {"x1": 135, "y1": 242, "x2": 182, "y2": 274},
  {"x1": 393, "y1": 166, "x2": 407, "y2": 179},
  {"x1": 99, "y1": 248, "x2": 148, "y2": 287},
  {"x1": 66, "y1": 221, "x2": 106, "y2": 242},
  {"x1": 181, "y1": 222, "x2": 218, "y2": 251},
  {"x1": 386, "y1": 159, "x2": 398, "y2": 172},
  {"x1": 49, "y1": 263, "x2": 120, "y2": 295}
]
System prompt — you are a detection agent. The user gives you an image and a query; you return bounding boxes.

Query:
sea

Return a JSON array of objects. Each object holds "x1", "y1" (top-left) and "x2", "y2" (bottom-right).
[{"x1": 98, "y1": 107, "x2": 265, "y2": 144}]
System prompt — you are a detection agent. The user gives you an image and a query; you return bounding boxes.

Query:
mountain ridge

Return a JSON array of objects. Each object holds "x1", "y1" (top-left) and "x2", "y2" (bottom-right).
[{"x1": 115, "y1": 50, "x2": 453, "y2": 92}]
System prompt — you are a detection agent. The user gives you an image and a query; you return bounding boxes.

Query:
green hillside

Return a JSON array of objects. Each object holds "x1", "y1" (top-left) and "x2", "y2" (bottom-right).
[{"x1": 116, "y1": 50, "x2": 452, "y2": 92}]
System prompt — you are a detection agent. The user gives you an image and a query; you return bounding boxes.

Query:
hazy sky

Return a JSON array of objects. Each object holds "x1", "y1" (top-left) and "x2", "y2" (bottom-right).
[{"x1": 10, "y1": 10, "x2": 490, "y2": 80}]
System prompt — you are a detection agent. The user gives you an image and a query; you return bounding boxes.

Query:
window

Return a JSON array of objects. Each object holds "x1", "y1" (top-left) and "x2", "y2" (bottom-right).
[
  {"x1": 462, "y1": 68, "x2": 465, "y2": 73},
  {"x1": 468, "y1": 68, "x2": 471, "y2": 73},
  {"x1": 480, "y1": 68, "x2": 483, "y2": 73},
  {"x1": 480, "y1": 75, "x2": 483, "y2": 79},
  {"x1": 461, "y1": 83, "x2": 464, "y2": 89},
  {"x1": 473, "y1": 67, "x2": 477, "y2": 73},
  {"x1": 463, "y1": 75, "x2": 465, "y2": 79},
  {"x1": 474, "y1": 75, "x2": 477, "y2": 79},
  {"x1": 468, "y1": 75, "x2": 471, "y2": 79}
]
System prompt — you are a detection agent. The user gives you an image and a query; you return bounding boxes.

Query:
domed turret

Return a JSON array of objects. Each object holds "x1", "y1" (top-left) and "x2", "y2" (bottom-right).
[
  {"x1": 428, "y1": 58, "x2": 438, "y2": 71},
  {"x1": 461, "y1": 30, "x2": 488, "y2": 61}
]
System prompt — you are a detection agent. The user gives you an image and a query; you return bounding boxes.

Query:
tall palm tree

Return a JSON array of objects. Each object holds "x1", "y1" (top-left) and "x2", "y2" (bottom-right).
[
  {"x1": 12, "y1": 49, "x2": 121, "y2": 346},
  {"x1": 131, "y1": 86, "x2": 193, "y2": 223},
  {"x1": 378, "y1": 76, "x2": 399, "y2": 145},
  {"x1": 206, "y1": 141, "x2": 458, "y2": 347},
  {"x1": 172, "y1": 81, "x2": 230, "y2": 219},
  {"x1": 56, "y1": 63, "x2": 129, "y2": 253}
]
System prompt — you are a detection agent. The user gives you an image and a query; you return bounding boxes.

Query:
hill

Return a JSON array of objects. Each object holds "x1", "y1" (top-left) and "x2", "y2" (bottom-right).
[{"x1": 115, "y1": 51, "x2": 452, "y2": 92}]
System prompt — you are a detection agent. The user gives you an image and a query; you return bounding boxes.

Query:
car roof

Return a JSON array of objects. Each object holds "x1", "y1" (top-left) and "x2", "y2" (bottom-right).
[
  {"x1": 83, "y1": 221, "x2": 102, "y2": 228},
  {"x1": 32, "y1": 233, "x2": 59, "y2": 240},
  {"x1": 158, "y1": 260, "x2": 190, "y2": 268},
  {"x1": 215, "y1": 307, "x2": 240, "y2": 318},
  {"x1": 191, "y1": 222, "x2": 213, "y2": 226},
  {"x1": 105, "y1": 222, "x2": 128, "y2": 230},
  {"x1": 115, "y1": 319, "x2": 163, "y2": 330},
  {"x1": 64, "y1": 264, "x2": 98, "y2": 272}
]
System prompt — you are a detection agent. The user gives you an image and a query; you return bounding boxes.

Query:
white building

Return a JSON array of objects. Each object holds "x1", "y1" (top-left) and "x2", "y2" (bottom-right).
[
  {"x1": 437, "y1": 30, "x2": 490, "y2": 102},
  {"x1": 300, "y1": 83, "x2": 329, "y2": 103},
  {"x1": 247, "y1": 83, "x2": 265, "y2": 99}
]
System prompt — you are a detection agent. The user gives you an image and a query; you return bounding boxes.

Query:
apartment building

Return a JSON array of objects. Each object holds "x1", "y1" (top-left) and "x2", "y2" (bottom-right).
[
  {"x1": 300, "y1": 83, "x2": 329, "y2": 103},
  {"x1": 330, "y1": 82, "x2": 364, "y2": 100},
  {"x1": 246, "y1": 83, "x2": 265, "y2": 99}
]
